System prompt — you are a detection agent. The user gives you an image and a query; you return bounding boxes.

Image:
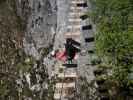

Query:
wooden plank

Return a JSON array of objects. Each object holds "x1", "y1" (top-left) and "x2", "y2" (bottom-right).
[
  {"x1": 68, "y1": 18, "x2": 81, "y2": 22},
  {"x1": 65, "y1": 32, "x2": 80, "y2": 36},
  {"x1": 68, "y1": 21, "x2": 81, "y2": 25},
  {"x1": 58, "y1": 72, "x2": 77, "y2": 78},
  {"x1": 55, "y1": 82, "x2": 75, "y2": 88},
  {"x1": 69, "y1": 12, "x2": 85, "y2": 16},
  {"x1": 67, "y1": 25, "x2": 81, "y2": 28},
  {"x1": 70, "y1": 6, "x2": 83, "y2": 10},
  {"x1": 71, "y1": 1, "x2": 85, "y2": 4}
]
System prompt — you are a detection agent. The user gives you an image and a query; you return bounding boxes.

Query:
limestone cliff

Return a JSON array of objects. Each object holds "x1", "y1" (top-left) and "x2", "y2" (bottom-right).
[{"x1": 16, "y1": 0, "x2": 57, "y2": 59}]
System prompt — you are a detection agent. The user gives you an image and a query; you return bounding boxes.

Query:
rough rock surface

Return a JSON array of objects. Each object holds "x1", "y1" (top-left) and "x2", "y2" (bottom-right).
[
  {"x1": 43, "y1": 0, "x2": 96, "y2": 83},
  {"x1": 16, "y1": 0, "x2": 57, "y2": 60},
  {"x1": 16, "y1": 0, "x2": 96, "y2": 99}
]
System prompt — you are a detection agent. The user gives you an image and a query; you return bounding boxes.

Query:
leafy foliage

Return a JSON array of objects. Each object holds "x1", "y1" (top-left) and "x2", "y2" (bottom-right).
[
  {"x1": 0, "y1": 1, "x2": 54, "y2": 100},
  {"x1": 90, "y1": 0, "x2": 133, "y2": 32},
  {"x1": 90, "y1": 0, "x2": 133, "y2": 88}
]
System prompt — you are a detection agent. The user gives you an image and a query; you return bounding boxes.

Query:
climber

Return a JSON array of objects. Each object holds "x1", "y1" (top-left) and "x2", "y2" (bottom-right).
[
  {"x1": 50, "y1": 49, "x2": 67, "y2": 62},
  {"x1": 65, "y1": 38, "x2": 80, "y2": 64},
  {"x1": 50, "y1": 38, "x2": 80, "y2": 63}
]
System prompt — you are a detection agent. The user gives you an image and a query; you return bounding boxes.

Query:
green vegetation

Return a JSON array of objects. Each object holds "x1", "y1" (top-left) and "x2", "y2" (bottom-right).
[
  {"x1": 89, "y1": 0, "x2": 133, "y2": 96},
  {"x1": 77, "y1": 77, "x2": 98, "y2": 100},
  {"x1": 0, "y1": 1, "x2": 54, "y2": 100}
]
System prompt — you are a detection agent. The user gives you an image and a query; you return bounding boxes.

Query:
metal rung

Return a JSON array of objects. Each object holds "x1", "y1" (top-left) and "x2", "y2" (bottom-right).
[
  {"x1": 77, "y1": 3, "x2": 88, "y2": 7},
  {"x1": 85, "y1": 37, "x2": 94, "y2": 42},
  {"x1": 88, "y1": 50, "x2": 94, "y2": 53},
  {"x1": 80, "y1": 15, "x2": 88, "y2": 20},
  {"x1": 62, "y1": 64, "x2": 78, "y2": 68},
  {"x1": 82, "y1": 25, "x2": 92, "y2": 30}
]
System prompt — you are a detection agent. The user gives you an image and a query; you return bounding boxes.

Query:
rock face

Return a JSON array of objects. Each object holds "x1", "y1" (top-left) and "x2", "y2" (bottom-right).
[
  {"x1": 0, "y1": 0, "x2": 55, "y2": 100},
  {"x1": 14, "y1": 0, "x2": 96, "y2": 99},
  {"x1": 16, "y1": 0, "x2": 57, "y2": 59},
  {"x1": 0, "y1": 0, "x2": 97, "y2": 99}
]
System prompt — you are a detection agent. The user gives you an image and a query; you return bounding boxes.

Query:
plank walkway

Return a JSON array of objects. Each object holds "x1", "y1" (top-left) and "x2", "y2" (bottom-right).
[{"x1": 54, "y1": 0, "x2": 87, "y2": 99}]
